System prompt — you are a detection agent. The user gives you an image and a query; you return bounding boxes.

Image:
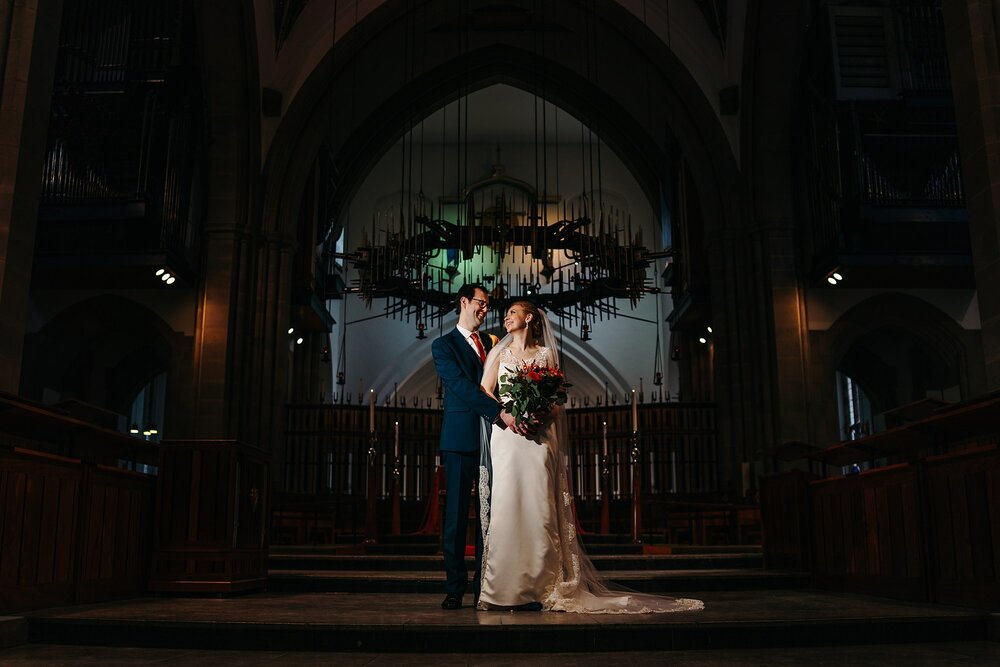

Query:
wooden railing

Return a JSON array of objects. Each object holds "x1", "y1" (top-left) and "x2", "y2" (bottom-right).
[
  {"x1": 278, "y1": 402, "x2": 724, "y2": 544},
  {"x1": 0, "y1": 394, "x2": 158, "y2": 613},
  {"x1": 760, "y1": 392, "x2": 1000, "y2": 609}
]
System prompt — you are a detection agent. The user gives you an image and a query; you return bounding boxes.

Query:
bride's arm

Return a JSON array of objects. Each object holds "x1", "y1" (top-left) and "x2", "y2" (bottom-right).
[
  {"x1": 480, "y1": 350, "x2": 526, "y2": 433},
  {"x1": 480, "y1": 353, "x2": 499, "y2": 399}
]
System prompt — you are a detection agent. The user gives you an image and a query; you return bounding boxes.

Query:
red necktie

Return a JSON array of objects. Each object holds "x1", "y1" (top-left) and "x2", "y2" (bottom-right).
[{"x1": 470, "y1": 332, "x2": 486, "y2": 363}]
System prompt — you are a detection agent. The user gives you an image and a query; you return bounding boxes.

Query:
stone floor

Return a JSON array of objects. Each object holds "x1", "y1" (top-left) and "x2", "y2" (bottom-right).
[
  {"x1": 1, "y1": 642, "x2": 999, "y2": 665},
  {"x1": 9, "y1": 590, "x2": 998, "y2": 660},
  {"x1": 22, "y1": 590, "x2": 983, "y2": 626}
]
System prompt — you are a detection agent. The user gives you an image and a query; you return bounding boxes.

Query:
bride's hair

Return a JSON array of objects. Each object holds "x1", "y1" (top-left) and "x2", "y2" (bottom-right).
[{"x1": 513, "y1": 300, "x2": 544, "y2": 340}]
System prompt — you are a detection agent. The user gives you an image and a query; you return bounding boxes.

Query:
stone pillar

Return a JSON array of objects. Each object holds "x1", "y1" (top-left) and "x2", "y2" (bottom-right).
[
  {"x1": 0, "y1": 0, "x2": 63, "y2": 393},
  {"x1": 762, "y1": 224, "x2": 811, "y2": 451},
  {"x1": 191, "y1": 228, "x2": 252, "y2": 439},
  {"x1": 244, "y1": 234, "x2": 294, "y2": 454},
  {"x1": 707, "y1": 224, "x2": 810, "y2": 495},
  {"x1": 707, "y1": 230, "x2": 778, "y2": 497},
  {"x1": 944, "y1": 0, "x2": 1000, "y2": 389}
]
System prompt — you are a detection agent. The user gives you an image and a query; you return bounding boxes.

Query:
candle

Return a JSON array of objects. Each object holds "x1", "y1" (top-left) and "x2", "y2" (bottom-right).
[
  {"x1": 602, "y1": 421, "x2": 608, "y2": 457},
  {"x1": 369, "y1": 389, "x2": 375, "y2": 432},
  {"x1": 394, "y1": 421, "x2": 400, "y2": 459},
  {"x1": 631, "y1": 389, "x2": 638, "y2": 432}
]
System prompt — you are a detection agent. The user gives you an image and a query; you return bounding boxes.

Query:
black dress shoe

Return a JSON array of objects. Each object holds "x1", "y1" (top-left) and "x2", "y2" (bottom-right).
[{"x1": 441, "y1": 593, "x2": 463, "y2": 610}]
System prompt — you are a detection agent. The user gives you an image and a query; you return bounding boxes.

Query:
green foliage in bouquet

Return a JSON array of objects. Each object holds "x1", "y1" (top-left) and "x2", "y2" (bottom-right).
[{"x1": 498, "y1": 362, "x2": 571, "y2": 426}]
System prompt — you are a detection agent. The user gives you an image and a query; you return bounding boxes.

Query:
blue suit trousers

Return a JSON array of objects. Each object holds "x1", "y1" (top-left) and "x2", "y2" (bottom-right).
[{"x1": 441, "y1": 449, "x2": 483, "y2": 596}]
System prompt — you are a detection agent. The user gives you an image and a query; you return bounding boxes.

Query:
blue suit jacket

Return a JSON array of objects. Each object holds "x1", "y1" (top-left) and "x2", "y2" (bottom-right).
[{"x1": 432, "y1": 328, "x2": 502, "y2": 453}]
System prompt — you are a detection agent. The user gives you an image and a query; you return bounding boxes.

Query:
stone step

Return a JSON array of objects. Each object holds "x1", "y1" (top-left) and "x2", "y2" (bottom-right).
[
  {"x1": 267, "y1": 568, "x2": 808, "y2": 594},
  {"x1": 356, "y1": 543, "x2": 646, "y2": 555},
  {"x1": 267, "y1": 552, "x2": 764, "y2": 572},
  {"x1": 0, "y1": 616, "x2": 28, "y2": 650},
  {"x1": 24, "y1": 591, "x2": 989, "y2": 653},
  {"x1": 271, "y1": 537, "x2": 723, "y2": 554}
]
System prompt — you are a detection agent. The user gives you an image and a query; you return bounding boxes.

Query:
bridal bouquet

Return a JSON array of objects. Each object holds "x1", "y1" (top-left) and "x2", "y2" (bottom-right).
[{"x1": 499, "y1": 362, "x2": 571, "y2": 426}]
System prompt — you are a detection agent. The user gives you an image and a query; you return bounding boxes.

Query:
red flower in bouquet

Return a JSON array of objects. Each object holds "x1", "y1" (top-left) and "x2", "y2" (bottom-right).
[{"x1": 499, "y1": 362, "x2": 571, "y2": 427}]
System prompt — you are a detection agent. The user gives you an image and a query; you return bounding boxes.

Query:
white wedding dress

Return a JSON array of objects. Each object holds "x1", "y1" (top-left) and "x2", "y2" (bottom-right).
[{"x1": 476, "y1": 345, "x2": 704, "y2": 614}]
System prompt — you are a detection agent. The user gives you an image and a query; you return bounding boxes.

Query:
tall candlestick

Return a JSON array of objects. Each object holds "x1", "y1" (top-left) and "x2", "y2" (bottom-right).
[
  {"x1": 369, "y1": 389, "x2": 375, "y2": 432},
  {"x1": 631, "y1": 389, "x2": 638, "y2": 432},
  {"x1": 394, "y1": 421, "x2": 400, "y2": 459},
  {"x1": 602, "y1": 421, "x2": 608, "y2": 457}
]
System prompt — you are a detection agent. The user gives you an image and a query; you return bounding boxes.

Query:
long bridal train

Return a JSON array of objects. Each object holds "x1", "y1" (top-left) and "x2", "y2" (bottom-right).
[{"x1": 476, "y1": 325, "x2": 704, "y2": 614}]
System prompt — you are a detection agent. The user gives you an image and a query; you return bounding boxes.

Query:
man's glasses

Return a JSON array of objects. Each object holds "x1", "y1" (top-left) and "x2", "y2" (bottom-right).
[{"x1": 469, "y1": 297, "x2": 490, "y2": 311}]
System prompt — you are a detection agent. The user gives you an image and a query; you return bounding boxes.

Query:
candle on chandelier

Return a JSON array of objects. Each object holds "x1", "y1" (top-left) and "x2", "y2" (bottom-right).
[
  {"x1": 394, "y1": 421, "x2": 400, "y2": 459},
  {"x1": 369, "y1": 389, "x2": 375, "y2": 432},
  {"x1": 602, "y1": 421, "x2": 608, "y2": 457},
  {"x1": 632, "y1": 389, "x2": 638, "y2": 432}
]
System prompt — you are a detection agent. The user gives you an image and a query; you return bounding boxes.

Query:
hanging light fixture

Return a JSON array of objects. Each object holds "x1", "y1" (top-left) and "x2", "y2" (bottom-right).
[{"x1": 326, "y1": 3, "x2": 672, "y2": 336}]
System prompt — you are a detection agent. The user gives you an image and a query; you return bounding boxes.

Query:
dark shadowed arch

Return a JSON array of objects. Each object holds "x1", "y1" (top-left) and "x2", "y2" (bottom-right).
[
  {"x1": 21, "y1": 295, "x2": 184, "y2": 415},
  {"x1": 827, "y1": 293, "x2": 976, "y2": 407},
  {"x1": 261, "y1": 0, "x2": 743, "y2": 250}
]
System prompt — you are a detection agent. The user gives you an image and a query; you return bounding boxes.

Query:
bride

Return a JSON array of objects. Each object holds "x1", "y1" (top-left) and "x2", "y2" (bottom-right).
[{"x1": 475, "y1": 300, "x2": 704, "y2": 613}]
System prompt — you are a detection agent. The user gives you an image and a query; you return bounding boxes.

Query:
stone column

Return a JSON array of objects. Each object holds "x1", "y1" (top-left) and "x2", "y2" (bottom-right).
[
  {"x1": 0, "y1": 0, "x2": 63, "y2": 393},
  {"x1": 707, "y1": 223, "x2": 810, "y2": 495},
  {"x1": 944, "y1": 0, "x2": 1000, "y2": 388},
  {"x1": 191, "y1": 227, "x2": 253, "y2": 439},
  {"x1": 707, "y1": 230, "x2": 778, "y2": 497}
]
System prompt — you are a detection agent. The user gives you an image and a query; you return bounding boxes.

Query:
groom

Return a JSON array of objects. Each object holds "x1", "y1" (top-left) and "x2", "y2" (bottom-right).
[{"x1": 432, "y1": 283, "x2": 520, "y2": 610}]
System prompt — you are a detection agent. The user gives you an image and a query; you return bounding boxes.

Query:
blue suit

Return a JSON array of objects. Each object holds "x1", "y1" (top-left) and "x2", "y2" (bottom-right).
[{"x1": 432, "y1": 328, "x2": 501, "y2": 597}]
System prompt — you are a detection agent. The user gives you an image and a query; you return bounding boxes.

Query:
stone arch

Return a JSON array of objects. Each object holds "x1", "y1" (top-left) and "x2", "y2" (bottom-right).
[
  {"x1": 828, "y1": 294, "x2": 971, "y2": 394},
  {"x1": 260, "y1": 0, "x2": 744, "y2": 256},
  {"x1": 812, "y1": 293, "x2": 981, "y2": 441},
  {"x1": 21, "y1": 296, "x2": 189, "y2": 424}
]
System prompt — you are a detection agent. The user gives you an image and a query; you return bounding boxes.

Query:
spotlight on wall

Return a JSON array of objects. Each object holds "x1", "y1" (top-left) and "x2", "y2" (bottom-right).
[
  {"x1": 826, "y1": 269, "x2": 844, "y2": 286},
  {"x1": 698, "y1": 337, "x2": 708, "y2": 344},
  {"x1": 156, "y1": 267, "x2": 178, "y2": 284},
  {"x1": 296, "y1": 337, "x2": 304, "y2": 345},
  {"x1": 706, "y1": 326, "x2": 713, "y2": 334},
  {"x1": 288, "y1": 327, "x2": 295, "y2": 335}
]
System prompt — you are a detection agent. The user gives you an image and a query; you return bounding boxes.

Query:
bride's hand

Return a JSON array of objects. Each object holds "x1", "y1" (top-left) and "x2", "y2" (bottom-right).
[{"x1": 501, "y1": 410, "x2": 531, "y2": 436}]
